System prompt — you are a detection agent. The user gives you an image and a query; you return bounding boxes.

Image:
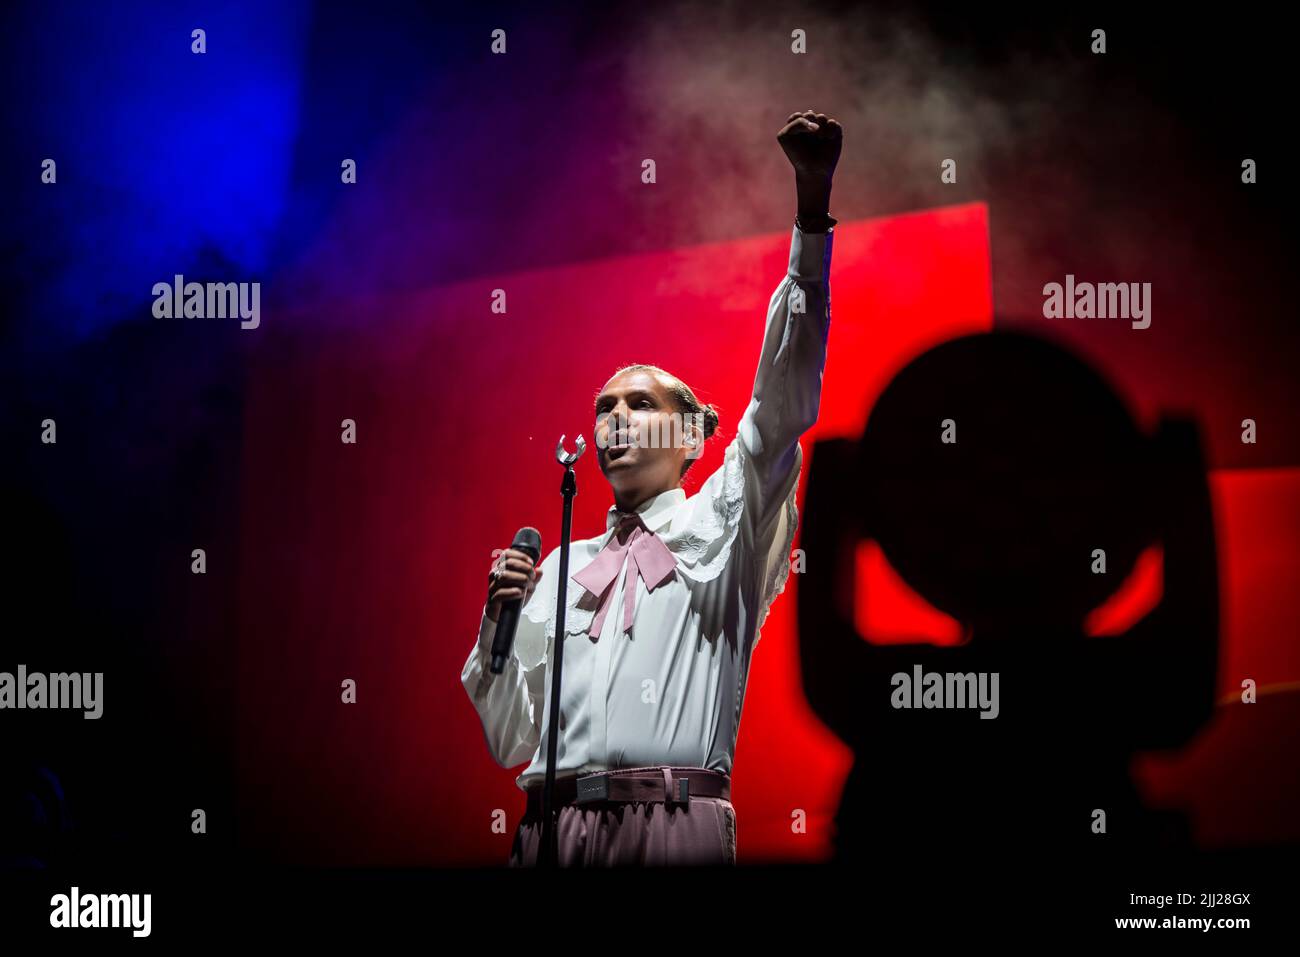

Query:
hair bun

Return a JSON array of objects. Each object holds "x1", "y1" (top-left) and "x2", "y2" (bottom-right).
[{"x1": 702, "y1": 403, "x2": 720, "y2": 438}]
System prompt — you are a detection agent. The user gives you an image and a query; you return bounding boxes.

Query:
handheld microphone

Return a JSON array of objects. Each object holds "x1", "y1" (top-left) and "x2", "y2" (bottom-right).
[{"x1": 490, "y1": 527, "x2": 542, "y2": 674}]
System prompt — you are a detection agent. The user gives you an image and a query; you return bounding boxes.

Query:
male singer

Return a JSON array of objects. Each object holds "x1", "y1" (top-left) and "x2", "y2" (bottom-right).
[{"x1": 461, "y1": 110, "x2": 841, "y2": 865}]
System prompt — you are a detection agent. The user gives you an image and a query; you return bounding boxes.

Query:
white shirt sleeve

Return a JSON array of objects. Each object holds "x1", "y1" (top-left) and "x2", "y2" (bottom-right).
[
  {"x1": 736, "y1": 222, "x2": 833, "y2": 549},
  {"x1": 460, "y1": 588, "x2": 550, "y2": 769}
]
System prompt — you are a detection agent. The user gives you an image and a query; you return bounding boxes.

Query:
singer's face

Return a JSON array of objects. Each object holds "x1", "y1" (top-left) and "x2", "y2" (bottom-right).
[{"x1": 593, "y1": 370, "x2": 688, "y2": 502}]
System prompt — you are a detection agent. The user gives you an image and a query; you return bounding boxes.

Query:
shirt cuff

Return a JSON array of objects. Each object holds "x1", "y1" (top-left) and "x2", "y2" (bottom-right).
[{"x1": 789, "y1": 222, "x2": 834, "y2": 282}]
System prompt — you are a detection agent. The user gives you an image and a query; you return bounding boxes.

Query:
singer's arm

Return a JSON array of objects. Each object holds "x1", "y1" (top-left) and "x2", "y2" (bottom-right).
[
  {"x1": 737, "y1": 219, "x2": 833, "y2": 549},
  {"x1": 460, "y1": 595, "x2": 548, "y2": 769},
  {"x1": 737, "y1": 111, "x2": 839, "y2": 553}
]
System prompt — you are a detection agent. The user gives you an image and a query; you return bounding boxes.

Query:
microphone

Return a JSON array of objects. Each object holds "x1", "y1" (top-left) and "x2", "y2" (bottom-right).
[{"x1": 490, "y1": 527, "x2": 542, "y2": 674}]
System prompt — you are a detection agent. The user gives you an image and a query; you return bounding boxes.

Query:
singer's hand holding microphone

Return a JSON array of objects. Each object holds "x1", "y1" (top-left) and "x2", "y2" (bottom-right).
[{"x1": 486, "y1": 527, "x2": 543, "y2": 673}]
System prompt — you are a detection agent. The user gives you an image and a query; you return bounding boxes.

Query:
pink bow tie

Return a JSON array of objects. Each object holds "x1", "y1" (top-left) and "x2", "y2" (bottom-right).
[{"x1": 571, "y1": 513, "x2": 677, "y2": 637}]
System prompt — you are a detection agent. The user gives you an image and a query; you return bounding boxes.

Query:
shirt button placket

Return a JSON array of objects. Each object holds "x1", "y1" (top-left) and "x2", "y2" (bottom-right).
[{"x1": 589, "y1": 556, "x2": 626, "y2": 768}]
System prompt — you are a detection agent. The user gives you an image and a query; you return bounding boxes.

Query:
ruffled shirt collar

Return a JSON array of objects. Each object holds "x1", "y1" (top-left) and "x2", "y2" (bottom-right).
[
  {"x1": 604, "y1": 486, "x2": 687, "y2": 533},
  {"x1": 524, "y1": 436, "x2": 763, "y2": 641}
]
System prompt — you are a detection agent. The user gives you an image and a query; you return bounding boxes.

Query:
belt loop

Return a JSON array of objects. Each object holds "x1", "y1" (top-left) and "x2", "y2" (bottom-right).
[{"x1": 662, "y1": 768, "x2": 674, "y2": 806}]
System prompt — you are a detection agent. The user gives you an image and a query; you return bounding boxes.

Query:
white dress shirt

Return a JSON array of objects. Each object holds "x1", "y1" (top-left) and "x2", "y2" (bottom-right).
[{"x1": 461, "y1": 222, "x2": 833, "y2": 792}]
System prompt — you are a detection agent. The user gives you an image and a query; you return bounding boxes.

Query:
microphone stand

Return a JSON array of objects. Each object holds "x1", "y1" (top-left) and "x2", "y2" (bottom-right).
[{"x1": 540, "y1": 434, "x2": 585, "y2": 868}]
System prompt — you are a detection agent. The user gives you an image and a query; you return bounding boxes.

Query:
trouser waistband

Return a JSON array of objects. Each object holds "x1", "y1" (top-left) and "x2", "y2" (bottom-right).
[{"x1": 524, "y1": 766, "x2": 730, "y2": 816}]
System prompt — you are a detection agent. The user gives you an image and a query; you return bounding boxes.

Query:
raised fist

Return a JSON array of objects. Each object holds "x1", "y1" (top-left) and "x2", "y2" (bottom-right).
[{"x1": 778, "y1": 110, "x2": 843, "y2": 182}]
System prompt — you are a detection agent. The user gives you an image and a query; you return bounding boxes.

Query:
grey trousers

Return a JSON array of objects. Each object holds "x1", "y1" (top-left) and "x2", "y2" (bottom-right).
[{"x1": 509, "y1": 795, "x2": 738, "y2": 867}]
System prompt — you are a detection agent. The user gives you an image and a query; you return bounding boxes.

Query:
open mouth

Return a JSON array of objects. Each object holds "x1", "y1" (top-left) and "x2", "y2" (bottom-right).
[{"x1": 606, "y1": 432, "x2": 635, "y2": 461}]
